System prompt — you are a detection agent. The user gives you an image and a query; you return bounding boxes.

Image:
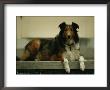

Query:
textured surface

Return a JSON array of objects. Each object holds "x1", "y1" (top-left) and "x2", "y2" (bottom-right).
[{"x1": 16, "y1": 60, "x2": 94, "y2": 69}]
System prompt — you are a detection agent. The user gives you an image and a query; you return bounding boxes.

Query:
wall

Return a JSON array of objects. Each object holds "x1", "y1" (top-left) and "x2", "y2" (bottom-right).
[
  {"x1": 16, "y1": 16, "x2": 94, "y2": 53},
  {"x1": 17, "y1": 16, "x2": 94, "y2": 38}
]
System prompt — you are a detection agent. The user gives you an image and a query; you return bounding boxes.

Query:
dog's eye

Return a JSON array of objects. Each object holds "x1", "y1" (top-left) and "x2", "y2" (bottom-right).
[{"x1": 65, "y1": 29, "x2": 67, "y2": 31}]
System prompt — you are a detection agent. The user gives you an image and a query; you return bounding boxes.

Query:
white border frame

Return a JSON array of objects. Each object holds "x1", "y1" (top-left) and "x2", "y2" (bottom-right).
[{"x1": 5, "y1": 4, "x2": 107, "y2": 87}]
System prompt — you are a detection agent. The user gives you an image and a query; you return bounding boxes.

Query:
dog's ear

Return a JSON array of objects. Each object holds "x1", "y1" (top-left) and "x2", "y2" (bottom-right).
[
  {"x1": 59, "y1": 22, "x2": 66, "y2": 30},
  {"x1": 72, "y1": 22, "x2": 79, "y2": 31}
]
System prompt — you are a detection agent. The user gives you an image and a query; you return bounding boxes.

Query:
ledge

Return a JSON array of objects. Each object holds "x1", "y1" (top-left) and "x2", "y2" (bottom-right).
[{"x1": 16, "y1": 60, "x2": 94, "y2": 69}]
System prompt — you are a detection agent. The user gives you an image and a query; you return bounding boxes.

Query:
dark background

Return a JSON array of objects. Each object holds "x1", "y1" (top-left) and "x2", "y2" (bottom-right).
[
  {"x1": 0, "y1": 0, "x2": 110, "y2": 90},
  {"x1": 0, "y1": 0, "x2": 109, "y2": 4}
]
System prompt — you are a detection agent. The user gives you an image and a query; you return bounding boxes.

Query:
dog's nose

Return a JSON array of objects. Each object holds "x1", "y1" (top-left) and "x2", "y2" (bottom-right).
[{"x1": 68, "y1": 36, "x2": 70, "y2": 39}]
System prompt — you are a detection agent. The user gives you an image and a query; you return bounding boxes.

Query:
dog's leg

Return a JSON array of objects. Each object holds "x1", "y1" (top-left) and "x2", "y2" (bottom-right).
[
  {"x1": 57, "y1": 52, "x2": 70, "y2": 73},
  {"x1": 20, "y1": 39, "x2": 40, "y2": 61},
  {"x1": 79, "y1": 56, "x2": 85, "y2": 71},
  {"x1": 63, "y1": 58, "x2": 70, "y2": 73}
]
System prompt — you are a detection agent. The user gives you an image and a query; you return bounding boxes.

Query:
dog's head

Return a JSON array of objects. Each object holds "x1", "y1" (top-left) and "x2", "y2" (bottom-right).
[{"x1": 59, "y1": 22, "x2": 79, "y2": 43}]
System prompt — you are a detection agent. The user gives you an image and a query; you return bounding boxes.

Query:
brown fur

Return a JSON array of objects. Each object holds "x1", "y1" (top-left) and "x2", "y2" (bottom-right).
[{"x1": 20, "y1": 39, "x2": 40, "y2": 61}]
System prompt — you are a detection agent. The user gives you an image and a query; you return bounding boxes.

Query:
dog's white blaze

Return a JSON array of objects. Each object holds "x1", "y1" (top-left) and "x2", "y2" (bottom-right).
[{"x1": 67, "y1": 32, "x2": 71, "y2": 36}]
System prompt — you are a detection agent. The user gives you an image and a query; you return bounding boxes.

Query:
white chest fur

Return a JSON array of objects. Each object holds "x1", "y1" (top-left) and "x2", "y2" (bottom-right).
[
  {"x1": 63, "y1": 43, "x2": 80, "y2": 61},
  {"x1": 62, "y1": 43, "x2": 85, "y2": 73}
]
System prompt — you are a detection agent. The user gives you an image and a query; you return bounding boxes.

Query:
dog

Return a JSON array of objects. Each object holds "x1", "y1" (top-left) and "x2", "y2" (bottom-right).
[{"x1": 19, "y1": 22, "x2": 85, "y2": 73}]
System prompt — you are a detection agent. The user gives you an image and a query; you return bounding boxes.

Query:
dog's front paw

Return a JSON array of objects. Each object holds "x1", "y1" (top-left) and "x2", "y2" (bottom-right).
[
  {"x1": 65, "y1": 67, "x2": 70, "y2": 73},
  {"x1": 80, "y1": 62, "x2": 85, "y2": 71},
  {"x1": 63, "y1": 58, "x2": 70, "y2": 73},
  {"x1": 79, "y1": 56, "x2": 85, "y2": 71}
]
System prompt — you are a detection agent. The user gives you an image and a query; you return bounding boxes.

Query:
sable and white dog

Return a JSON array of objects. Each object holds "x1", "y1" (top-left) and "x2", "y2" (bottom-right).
[
  {"x1": 54, "y1": 22, "x2": 85, "y2": 73},
  {"x1": 20, "y1": 22, "x2": 85, "y2": 73}
]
